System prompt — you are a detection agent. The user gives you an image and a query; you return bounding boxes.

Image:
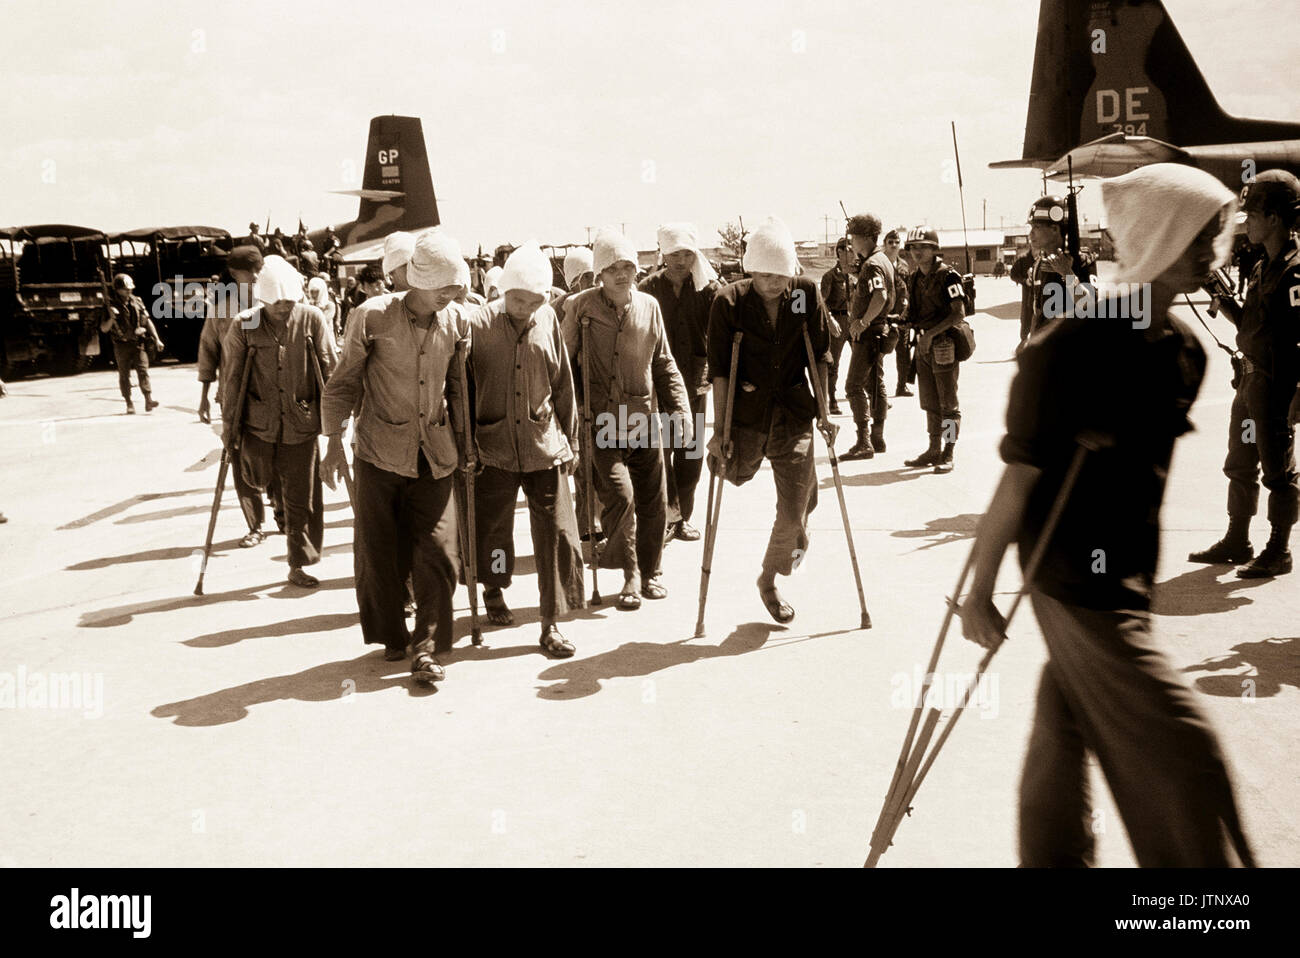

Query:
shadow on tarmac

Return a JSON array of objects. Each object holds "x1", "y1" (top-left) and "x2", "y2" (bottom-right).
[
  {"x1": 981, "y1": 301, "x2": 1023, "y2": 321},
  {"x1": 1181, "y1": 637, "x2": 1299, "y2": 698},
  {"x1": 184, "y1": 611, "x2": 362, "y2": 648},
  {"x1": 58, "y1": 488, "x2": 210, "y2": 530},
  {"x1": 151, "y1": 650, "x2": 435, "y2": 725},
  {"x1": 534, "y1": 621, "x2": 782, "y2": 700},
  {"x1": 1152, "y1": 565, "x2": 1270, "y2": 616},
  {"x1": 891, "y1": 512, "x2": 981, "y2": 552},
  {"x1": 822, "y1": 467, "x2": 936, "y2": 489},
  {"x1": 79, "y1": 576, "x2": 354, "y2": 628},
  {"x1": 66, "y1": 538, "x2": 244, "y2": 570}
]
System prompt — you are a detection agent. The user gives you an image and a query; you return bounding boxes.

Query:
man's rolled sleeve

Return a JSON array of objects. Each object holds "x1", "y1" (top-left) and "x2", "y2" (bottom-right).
[
  {"x1": 321, "y1": 304, "x2": 368, "y2": 437},
  {"x1": 197, "y1": 305, "x2": 223, "y2": 384}
]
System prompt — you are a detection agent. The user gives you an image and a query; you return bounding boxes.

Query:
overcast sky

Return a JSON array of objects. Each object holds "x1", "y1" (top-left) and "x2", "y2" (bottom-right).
[{"x1": 2, "y1": 0, "x2": 1297, "y2": 252}]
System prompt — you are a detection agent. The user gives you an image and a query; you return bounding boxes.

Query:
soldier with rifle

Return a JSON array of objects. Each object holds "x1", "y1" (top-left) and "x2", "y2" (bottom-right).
[{"x1": 1019, "y1": 193, "x2": 1097, "y2": 351}]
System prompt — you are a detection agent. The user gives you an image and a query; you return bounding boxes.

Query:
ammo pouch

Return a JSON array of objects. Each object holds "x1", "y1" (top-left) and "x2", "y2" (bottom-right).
[
  {"x1": 872, "y1": 323, "x2": 901, "y2": 352},
  {"x1": 949, "y1": 319, "x2": 976, "y2": 363}
]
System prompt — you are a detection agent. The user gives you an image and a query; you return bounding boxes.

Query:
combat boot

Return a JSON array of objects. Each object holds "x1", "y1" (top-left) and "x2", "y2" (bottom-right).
[
  {"x1": 933, "y1": 443, "x2": 955, "y2": 474},
  {"x1": 905, "y1": 440, "x2": 941, "y2": 468},
  {"x1": 125, "y1": 399, "x2": 136, "y2": 415},
  {"x1": 842, "y1": 426, "x2": 874, "y2": 460},
  {"x1": 1188, "y1": 517, "x2": 1253, "y2": 564},
  {"x1": 1236, "y1": 526, "x2": 1293, "y2": 578},
  {"x1": 870, "y1": 425, "x2": 886, "y2": 453},
  {"x1": 144, "y1": 392, "x2": 159, "y2": 412}
]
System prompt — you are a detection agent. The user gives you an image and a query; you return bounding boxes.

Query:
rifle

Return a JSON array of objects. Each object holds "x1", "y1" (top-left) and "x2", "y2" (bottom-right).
[
  {"x1": 950, "y1": 121, "x2": 977, "y2": 312},
  {"x1": 195, "y1": 347, "x2": 254, "y2": 596}
]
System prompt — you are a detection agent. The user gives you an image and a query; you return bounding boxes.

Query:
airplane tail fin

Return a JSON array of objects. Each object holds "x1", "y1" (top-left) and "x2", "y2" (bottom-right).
[
  {"x1": 997, "y1": 0, "x2": 1300, "y2": 169},
  {"x1": 331, "y1": 115, "x2": 439, "y2": 247}
]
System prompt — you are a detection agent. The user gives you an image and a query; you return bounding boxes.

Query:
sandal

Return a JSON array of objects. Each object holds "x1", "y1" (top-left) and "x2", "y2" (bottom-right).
[
  {"x1": 383, "y1": 647, "x2": 406, "y2": 662},
  {"x1": 640, "y1": 577, "x2": 667, "y2": 600},
  {"x1": 617, "y1": 591, "x2": 642, "y2": 611},
  {"x1": 758, "y1": 581, "x2": 795, "y2": 624},
  {"x1": 239, "y1": 530, "x2": 265, "y2": 548},
  {"x1": 483, "y1": 587, "x2": 514, "y2": 626},
  {"x1": 539, "y1": 626, "x2": 575, "y2": 659},
  {"x1": 411, "y1": 652, "x2": 445, "y2": 684},
  {"x1": 288, "y1": 568, "x2": 320, "y2": 588}
]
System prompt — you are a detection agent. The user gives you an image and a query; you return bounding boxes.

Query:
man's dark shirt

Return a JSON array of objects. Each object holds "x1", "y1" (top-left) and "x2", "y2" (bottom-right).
[
  {"x1": 907, "y1": 257, "x2": 965, "y2": 330},
  {"x1": 1235, "y1": 237, "x2": 1300, "y2": 383},
  {"x1": 819, "y1": 264, "x2": 853, "y2": 314},
  {"x1": 639, "y1": 270, "x2": 718, "y2": 395},
  {"x1": 1001, "y1": 309, "x2": 1207, "y2": 611},
  {"x1": 708, "y1": 277, "x2": 832, "y2": 431}
]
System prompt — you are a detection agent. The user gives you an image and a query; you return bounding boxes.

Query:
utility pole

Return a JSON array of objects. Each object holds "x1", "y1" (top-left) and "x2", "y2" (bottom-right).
[
  {"x1": 823, "y1": 213, "x2": 833, "y2": 245},
  {"x1": 983, "y1": 199, "x2": 987, "y2": 230},
  {"x1": 584, "y1": 226, "x2": 592, "y2": 244},
  {"x1": 620, "y1": 222, "x2": 626, "y2": 235}
]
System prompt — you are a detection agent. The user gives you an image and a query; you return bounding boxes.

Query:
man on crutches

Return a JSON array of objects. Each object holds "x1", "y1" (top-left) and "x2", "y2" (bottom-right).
[
  {"x1": 702, "y1": 217, "x2": 835, "y2": 624},
  {"x1": 958, "y1": 164, "x2": 1255, "y2": 867}
]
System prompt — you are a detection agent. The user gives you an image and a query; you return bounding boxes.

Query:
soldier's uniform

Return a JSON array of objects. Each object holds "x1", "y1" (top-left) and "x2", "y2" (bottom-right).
[
  {"x1": 818, "y1": 241, "x2": 855, "y2": 412},
  {"x1": 103, "y1": 276, "x2": 161, "y2": 413},
  {"x1": 903, "y1": 230, "x2": 965, "y2": 471},
  {"x1": 1022, "y1": 196, "x2": 1097, "y2": 345},
  {"x1": 842, "y1": 242, "x2": 896, "y2": 458},
  {"x1": 890, "y1": 255, "x2": 912, "y2": 394},
  {"x1": 1190, "y1": 170, "x2": 1300, "y2": 578}
]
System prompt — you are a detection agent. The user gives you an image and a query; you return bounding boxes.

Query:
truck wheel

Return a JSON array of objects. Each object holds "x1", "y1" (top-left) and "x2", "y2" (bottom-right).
[{"x1": 50, "y1": 340, "x2": 93, "y2": 376}]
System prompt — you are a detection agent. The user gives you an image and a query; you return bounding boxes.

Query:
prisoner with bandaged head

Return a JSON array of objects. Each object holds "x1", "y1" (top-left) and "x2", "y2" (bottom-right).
[
  {"x1": 220, "y1": 255, "x2": 337, "y2": 587},
  {"x1": 464, "y1": 241, "x2": 585, "y2": 656},
  {"x1": 706, "y1": 216, "x2": 833, "y2": 624},
  {"x1": 962, "y1": 163, "x2": 1253, "y2": 866},
  {"x1": 640, "y1": 222, "x2": 720, "y2": 543},
  {"x1": 561, "y1": 228, "x2": 691, "y2": 610}
]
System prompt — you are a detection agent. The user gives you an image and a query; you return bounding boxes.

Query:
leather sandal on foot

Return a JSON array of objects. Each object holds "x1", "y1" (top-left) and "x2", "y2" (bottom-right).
[
  {"x1": 759, "y1": 583, "x2": 795, "y2": 624},
  {"x1": 383, "y1": 647, "x2": 406, "y2": 662},
  {"x1": 483, "y1": 588, "x2": 514, "y2": 626},
  {"x1": 288, "y1": 568, "x2": 319, "y2": 588},
  {"x1": 617, "y1": 590, "x2": 642, "y2": 611},
  {"x1": 640, "y1": 577, "x2": 668, "y2": 600},
  {"x1": 539, "y1": 626, "x2": 575, "y2": 658},
  {"x1": 411, "y1": 653, "x2": 445, "y2": 684},
  {"x1": 239, "y1": 530, "x2": 265, "y2": 548}
]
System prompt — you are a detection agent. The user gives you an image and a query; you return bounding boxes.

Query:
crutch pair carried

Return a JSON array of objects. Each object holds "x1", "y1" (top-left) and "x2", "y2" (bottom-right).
[
  {"x1": 194, "y1": 348, "x2": 255, "y2": 596},
  {"x1": 694, "y1": 325, "x2": 871, "y2": 636},
  {"x1": 863, "y1": 435, "x2": 1098, "y2": 867}
]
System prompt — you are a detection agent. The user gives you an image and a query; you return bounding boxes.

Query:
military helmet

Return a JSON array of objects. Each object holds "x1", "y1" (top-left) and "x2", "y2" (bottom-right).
[
  {"x1": 112, "y1": 273, "x2": 135, "y2": 290},
  {"x1": 905, "y1": 227, "x2": 940, "y2": 249},
  {"x1": 1240, "y1": 170, "x2": 1300, "y2": 219},
  {"x1": 1028, "y1": 195, "x2": 1069, "y2": 227}
]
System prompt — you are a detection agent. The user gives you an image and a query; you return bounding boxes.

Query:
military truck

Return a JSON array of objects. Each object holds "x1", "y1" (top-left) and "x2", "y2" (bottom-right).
[
  {"x1": 0, "y1": 224, "x2": 113, "y2": 378},
  {"x1": 109, "y1": 226, "x2": 233, "y2": 362}
]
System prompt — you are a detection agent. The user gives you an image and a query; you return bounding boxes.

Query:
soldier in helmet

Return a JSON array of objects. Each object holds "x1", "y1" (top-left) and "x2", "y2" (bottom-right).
[
  {"x1": 1019, "y1": 195, "x2": 1097, "y2": 352},
  {"x1": 901, "y1": 228, "x2": 965, "y2": 473},
  {"x1": 841, "y1": 213, "x2": 896, "y2": 460},
  {"x1": 1189, "y1": 170, "x2": 1300, "y2": 579},
  {"x1": 100, "y1": 274, "x2": 164, "y2": 414}
]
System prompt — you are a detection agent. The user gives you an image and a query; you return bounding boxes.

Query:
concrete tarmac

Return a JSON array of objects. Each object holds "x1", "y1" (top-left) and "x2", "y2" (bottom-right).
[{"x1": 1, "y1": 277, "x2": 1296, "y2": 867}]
